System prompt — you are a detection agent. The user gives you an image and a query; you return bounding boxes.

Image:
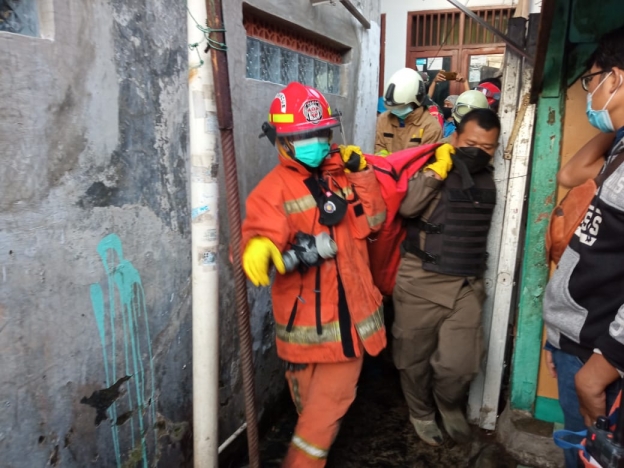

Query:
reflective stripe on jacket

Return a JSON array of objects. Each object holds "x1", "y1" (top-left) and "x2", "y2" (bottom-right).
[{"x1": 242, "y1": 148, "x2": 387, "y2": 363}]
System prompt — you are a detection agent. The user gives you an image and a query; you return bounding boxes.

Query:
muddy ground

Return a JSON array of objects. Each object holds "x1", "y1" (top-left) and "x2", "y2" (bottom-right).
[{"x1": 225, "y1": 353, "x2": 529, "y2": 468}]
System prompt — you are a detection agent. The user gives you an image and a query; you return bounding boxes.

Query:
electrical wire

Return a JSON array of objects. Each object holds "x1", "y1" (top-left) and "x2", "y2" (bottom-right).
[{"x1": 187, "y1": 6, "x2": 227, "y2": 68}]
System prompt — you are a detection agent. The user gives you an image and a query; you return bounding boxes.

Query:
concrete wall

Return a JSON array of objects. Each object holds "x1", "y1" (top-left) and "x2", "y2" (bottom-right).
[
  {"x1": 0, "y1": 0, "x2": 380, "y2": 465},
  {"x1": 218, "y1": 0, "x2": 380, "y2": 444},
  {"x1": 380, "y1": 0, "x2": 541, "y2": 89},
  {"x1": 0, "y1": 1, "x2": 192, "y2": 467}
]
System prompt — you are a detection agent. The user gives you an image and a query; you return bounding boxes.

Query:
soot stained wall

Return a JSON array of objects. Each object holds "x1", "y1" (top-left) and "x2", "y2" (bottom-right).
[{"x1": 0, "y1": 1, "x2": 192, "y2": 466}]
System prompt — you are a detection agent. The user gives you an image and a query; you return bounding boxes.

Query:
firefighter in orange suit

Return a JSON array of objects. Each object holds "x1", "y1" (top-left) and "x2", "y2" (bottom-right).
[
  {"x1": 375, "y1": 68, "x2": 442, "y2": 154},
  {"x1": 241, "y1": 82, "x2": 387, "y2": 467}
]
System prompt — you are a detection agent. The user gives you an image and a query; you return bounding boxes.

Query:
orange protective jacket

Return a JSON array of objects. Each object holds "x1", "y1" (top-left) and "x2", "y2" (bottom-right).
[{"x1": 242, "y1": 148, "x2": 387, "y2": 364}]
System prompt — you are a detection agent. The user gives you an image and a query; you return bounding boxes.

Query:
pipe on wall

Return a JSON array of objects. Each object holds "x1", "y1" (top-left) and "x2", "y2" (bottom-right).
[
  {"x1": 188, "y1": 0, "x2": 220, "y2": 465},
  {"x1": 205, "y1": 1, "x2": 261, "y2": 467},
  {"x1": 514, "y1": 0, "x2": 531, "y2": 19}
]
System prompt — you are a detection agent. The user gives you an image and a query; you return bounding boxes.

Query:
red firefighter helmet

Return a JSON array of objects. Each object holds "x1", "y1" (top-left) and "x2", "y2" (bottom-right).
[
  {"x1": 261, "y1": 82, "x2": 341, "y2": 143},
  {"x1": 475, "y1": 82, "x2": 501, "y2": 106}
]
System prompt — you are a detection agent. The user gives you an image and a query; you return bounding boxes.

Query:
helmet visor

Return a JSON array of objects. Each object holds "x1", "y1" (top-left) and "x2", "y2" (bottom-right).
[
  {"x1": 290, "y1": 128, "x2": 333, "y2": 142},
  {"x1": 475, "y1": 86, "x2": 501, "y2": 101},
  {"x1": 453, "y1": 103, "x2": 481, "y2": 119}
]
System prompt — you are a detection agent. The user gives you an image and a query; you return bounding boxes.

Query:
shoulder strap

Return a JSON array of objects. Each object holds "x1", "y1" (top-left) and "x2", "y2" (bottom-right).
[
  {"x1": 553, "y1": 429, "x2": 588, "y2": 461},
  {"x1": 597, "y1": 151, "x2": 624, "y2": 186}
]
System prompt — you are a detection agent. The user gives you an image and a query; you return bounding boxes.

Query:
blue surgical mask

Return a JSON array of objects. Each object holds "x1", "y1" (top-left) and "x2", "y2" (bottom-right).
[
  {"x1": 390, "y1": 104, "x2": 414, "y2": 120},
  {"x1": 293, "y1": 137, "x2": 331, "y2": 168},
  {"x1": 586, "y1": 72, "x2": 620, "y2": 133}
]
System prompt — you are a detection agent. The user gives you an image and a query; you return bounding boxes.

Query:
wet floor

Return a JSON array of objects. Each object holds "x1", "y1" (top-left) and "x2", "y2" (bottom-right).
[{"x1": 228, "y1": 352, "x2": 530, "y2": 468}]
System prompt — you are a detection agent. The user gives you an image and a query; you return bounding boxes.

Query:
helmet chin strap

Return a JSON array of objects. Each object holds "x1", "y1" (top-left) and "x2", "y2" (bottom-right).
[{"x1": 277, "y1": 138, "x2": 295, "y2": 158}]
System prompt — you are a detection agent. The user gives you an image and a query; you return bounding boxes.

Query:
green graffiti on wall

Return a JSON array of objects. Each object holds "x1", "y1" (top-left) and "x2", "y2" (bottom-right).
[{"x1": 89, "y1": 234, "x2": 156, "y2": 467}]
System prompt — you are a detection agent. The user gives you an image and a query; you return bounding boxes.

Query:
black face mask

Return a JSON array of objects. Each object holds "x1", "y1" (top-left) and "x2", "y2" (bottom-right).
[
  {"x1": 455, "y1": 147, "x2": 492, "y2": 174},
  {"x1": 442, "y1": 107, "x2": 453, "y2": 120}
]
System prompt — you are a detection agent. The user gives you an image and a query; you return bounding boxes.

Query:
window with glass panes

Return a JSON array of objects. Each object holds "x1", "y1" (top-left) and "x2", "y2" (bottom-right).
[
  {"x1": 0, "y1": 0, "x2": 39, "y2": 36},
  {"x1": 244, "y1": 12, "x2": 344, "y2": 95}
]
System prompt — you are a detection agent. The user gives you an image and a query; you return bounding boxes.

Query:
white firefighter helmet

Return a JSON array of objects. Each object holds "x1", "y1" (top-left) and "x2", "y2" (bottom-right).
[
  {"x1": 453, "y1": 90, "x2": 490, "y2": 123},
  {"x1": 383, "y1": 68, "x2": 426, "y2": 109}
]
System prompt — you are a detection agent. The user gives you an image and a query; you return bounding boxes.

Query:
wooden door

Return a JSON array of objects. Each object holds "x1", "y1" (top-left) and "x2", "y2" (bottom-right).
[
  {"x1": 406, "y1": 50, "x2": 459, "y2": 107},
  {"x1": 460, "y1": 47, "x2": 506, "y2": 88}
]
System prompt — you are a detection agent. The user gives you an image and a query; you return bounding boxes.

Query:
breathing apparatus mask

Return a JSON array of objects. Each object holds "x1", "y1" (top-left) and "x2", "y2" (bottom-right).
[{"x1": 282, "y1": 231, "x2": 337, "y2": 273}]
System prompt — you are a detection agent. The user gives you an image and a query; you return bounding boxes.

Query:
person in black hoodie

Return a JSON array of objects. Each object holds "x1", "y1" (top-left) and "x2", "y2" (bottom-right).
[{"x1": 543, "y1": 25, "x2": 624, "y2": 468}]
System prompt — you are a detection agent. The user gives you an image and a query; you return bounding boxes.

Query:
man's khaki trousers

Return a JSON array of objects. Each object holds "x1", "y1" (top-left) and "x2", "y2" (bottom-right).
[{"x1": 392, "y1": 283, "x2": 484, "y2": 420}]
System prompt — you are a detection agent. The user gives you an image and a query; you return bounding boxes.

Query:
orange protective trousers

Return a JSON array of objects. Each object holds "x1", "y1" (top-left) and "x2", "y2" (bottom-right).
[{"x1": 281, "y1": 355, "x2": 364, "y2": 467}]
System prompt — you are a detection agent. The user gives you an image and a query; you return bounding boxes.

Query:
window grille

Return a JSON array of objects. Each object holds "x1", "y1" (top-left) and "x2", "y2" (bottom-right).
[
  {"x1": 463, "y1": 8, "x2": 514, "y2": 45},
  {"x1": 409, "y1": 7, "x2": 515, "y2": 48},
  {"x1": 411, "y1": 11, "x2": 461, "y2": 48}
]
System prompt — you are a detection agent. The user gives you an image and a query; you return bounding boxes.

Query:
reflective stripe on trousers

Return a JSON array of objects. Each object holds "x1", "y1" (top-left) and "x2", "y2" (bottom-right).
[{"x1": 282, "y1": 355, "x2": 364, "y2": 467}]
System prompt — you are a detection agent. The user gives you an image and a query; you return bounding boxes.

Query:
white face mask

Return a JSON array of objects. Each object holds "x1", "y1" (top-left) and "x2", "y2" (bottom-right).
[{"x1": 586, "y1": 72, "x2": 622, "y2": 133}]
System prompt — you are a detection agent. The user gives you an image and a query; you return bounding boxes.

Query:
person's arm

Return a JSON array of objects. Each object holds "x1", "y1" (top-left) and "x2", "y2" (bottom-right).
[
  {"x1": 455, "y1": 72, "x2": 469, "y2": 92},
  {"x1": 374, "y1": 116, "x2": 388, "y2": 154},
  {"x1": 346, "y1": 166, "x2": 387, "y2": 234},
  {"x1": 421, "y1": 116, "x2": 443, "y2": 145},
  {"x1": 398, "y1": 172, "x2": 443, "y2": 218},
  {"x1": 399, "y1": 143, "x2": 454, "y2": 216},
  {"x1": 575, "y1": 353, "x2": 620, "y2": 426},
  {"x1": 241, "y1": 177, "x2": 290, "y2": 253},
  {"x1": 428, "y1": 71, "x2": 446, "y2": 97},
  {"x1": 575, "y1": 302, "x2": 624, "y2": 425},
  {"x1": 241, "y1": 175, "x2": 291, "y2": 286},
  {"x1": 557, "y1": 132, "x2": 615, "y2": 189}
]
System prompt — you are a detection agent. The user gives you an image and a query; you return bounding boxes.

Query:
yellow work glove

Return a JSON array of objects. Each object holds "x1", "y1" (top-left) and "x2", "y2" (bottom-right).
[
  {"x1": 376, "y1": 149, "x2": 391, "y2": 157},
  {"x1": 339, "y1": 145, "x2": 367, "y2": 172},
  {"x1": 242, "y1": 236, "x2": 286, "y2": 287},
  {"x1": 423, "y1": 143, "x2": 454, "y2": 180}
]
